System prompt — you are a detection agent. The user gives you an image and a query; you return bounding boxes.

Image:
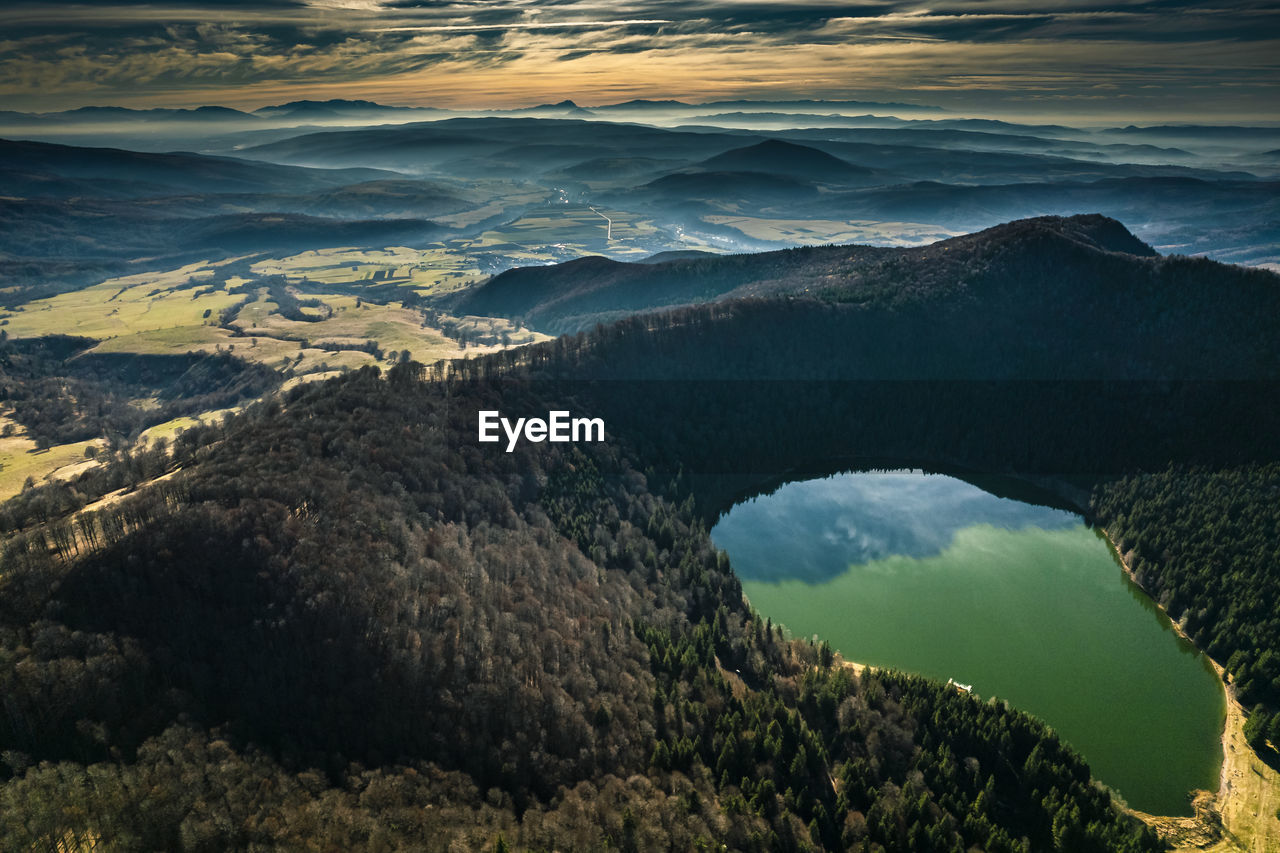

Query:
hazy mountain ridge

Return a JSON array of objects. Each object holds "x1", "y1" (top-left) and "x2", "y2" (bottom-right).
[
  {"x1": 212, "y1": 115, "x2": 1276, "y2": 267},
  {"x1": 0, "y1": 137, "x2": 396, "y2": 195},
  {"x1": 0, "y1": 196, "x2": 439, "y2": 268},
  {"x1": 0, "y1": 138, "x2": 458, "y2": 295},
  {"x1": 4, "y1": 112, "x2": 1275, "y2": 298},
  {"x1": 239, "y1": 117, "x2": 1259, "y2": 184},
  {"x1": 253, "y1": 99, "x2": 448, "y2": 120}
]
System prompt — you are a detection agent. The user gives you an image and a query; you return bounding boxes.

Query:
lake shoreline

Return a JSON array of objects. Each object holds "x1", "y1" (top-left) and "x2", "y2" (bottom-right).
[
  {"x1": 974, "y1": 471, "x2": 1279, "y2": 846},
  {"x1": 732, "y1": 469, "x2": 1274, "y2": 844},
  {"x1": 1101, "y1": 528, "x2": 1280, "y2": 852}
]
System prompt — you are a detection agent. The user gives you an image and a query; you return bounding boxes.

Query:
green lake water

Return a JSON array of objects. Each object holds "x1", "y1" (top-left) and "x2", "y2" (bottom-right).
[{"x1": 710, "y1": 470, "x2": 1225, "y2": 816}]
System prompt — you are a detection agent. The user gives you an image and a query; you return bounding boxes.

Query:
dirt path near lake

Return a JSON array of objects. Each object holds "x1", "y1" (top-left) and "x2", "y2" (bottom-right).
[
  {"x1": 1102, "y1": 529, "x2": 1280, "y2": 852},
  {"x1": 742, "y1": 514, "x2": 1278, "y2": 849},
  {"x1": 1126, "y1": 657, "x2": 1280, "y2": 852}
]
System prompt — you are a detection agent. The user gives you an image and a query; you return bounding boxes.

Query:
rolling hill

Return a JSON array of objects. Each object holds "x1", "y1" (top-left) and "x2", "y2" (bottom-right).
[
  {"x1": 696, "y1": 139, "x2": 875, "y2": 183},
  {"x1": 239, "y1": 118, "x2": 751, "y2": 173},
  {"x1": 456, "y1": 213, "x2": 1250, "y2": 339},
  {"x1": 0, "y1": 138, "x2": 395, "y2": 196},
  {"x1": 808, "y1": 176, "x2": 1280, "y2": 263},
  {"x1": 0, "y1": 198, "x2": 438, "y2": 260},
  {"x1": 0, "y1": 139, "x2": 452, "y2": 297}
]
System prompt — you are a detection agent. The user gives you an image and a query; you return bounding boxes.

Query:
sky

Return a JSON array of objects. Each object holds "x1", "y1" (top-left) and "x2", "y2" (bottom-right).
[{"x1": 0, "y1": 0, "x2": 1276, "y2": 121}]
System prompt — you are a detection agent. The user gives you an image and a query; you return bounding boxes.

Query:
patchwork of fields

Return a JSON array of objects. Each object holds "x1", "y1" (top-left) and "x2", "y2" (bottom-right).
[
  {"x1": 703, "y1": 216, "x2": 963, "y2": 247},
  {"x1": 0, "y1": 239, "x2": 565, "y2": 497}
]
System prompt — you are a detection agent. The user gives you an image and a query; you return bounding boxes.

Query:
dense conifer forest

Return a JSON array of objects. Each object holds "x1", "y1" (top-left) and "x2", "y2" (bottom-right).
[
  {"x1": 1093, "y1": 466, "x2": 1280, "y2": 726},
  {"x1": 0, "y1": 367, "x2": 1164, "y2": 851}
]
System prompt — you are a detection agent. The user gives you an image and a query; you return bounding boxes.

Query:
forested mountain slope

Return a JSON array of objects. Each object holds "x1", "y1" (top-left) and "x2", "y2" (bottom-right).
[
  {"x1": 0, "y1": 363, "x2": 1160, "y2": 852},
  {"x1": 0, "y1": 335, "x2": 279, "y2": 447},
  {"x1": 453, "y1": 215, "x2": 1277, "y2": 363},
  {"x1": 1093, "y1": 466, "x2": 1280, "y2": 717}
]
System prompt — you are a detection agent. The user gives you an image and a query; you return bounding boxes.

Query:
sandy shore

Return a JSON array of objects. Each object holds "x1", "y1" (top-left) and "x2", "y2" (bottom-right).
[{"x1": 1102, "y1": 529, "x2": 1280, "y2": 852}]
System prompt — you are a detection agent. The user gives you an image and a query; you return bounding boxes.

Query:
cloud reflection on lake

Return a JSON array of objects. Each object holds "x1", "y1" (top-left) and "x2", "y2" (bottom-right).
[{"x1": 711, "y1": 470, "x2": 1078, "y2": 583}]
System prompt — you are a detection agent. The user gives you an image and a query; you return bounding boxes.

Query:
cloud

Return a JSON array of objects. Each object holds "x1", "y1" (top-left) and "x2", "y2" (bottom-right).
[
  {"x1": 373, "y1": 20, "x2": 673, "y2": 33},
  {"x1": 0, "y1": 0, "x2": 1274, "y2": 117}
]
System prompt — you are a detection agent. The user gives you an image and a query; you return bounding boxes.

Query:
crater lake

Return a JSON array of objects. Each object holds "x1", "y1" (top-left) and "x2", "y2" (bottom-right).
[{"x1": 711, "y1": 469, "x2": 1225, "y2": 816}]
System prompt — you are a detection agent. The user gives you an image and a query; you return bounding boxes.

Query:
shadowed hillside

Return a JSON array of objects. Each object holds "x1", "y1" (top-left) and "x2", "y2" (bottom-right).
[
  {"x1": 0, "y1": 362, "x2": 1166, "y2": 852},
  {"x1": 453, "y1": 215, "x2": 1273, "y2": 377}
]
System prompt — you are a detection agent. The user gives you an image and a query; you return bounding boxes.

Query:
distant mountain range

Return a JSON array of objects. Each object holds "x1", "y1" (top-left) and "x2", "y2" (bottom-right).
[
  {"x1": 0, "y1": 138, "x2": 441, "y2": 294},
  {"x1": 251, "y1": 99, "x2": 448, "y2": 120},
  {"x1": 0, "y1": 97, "x2": 944, "y2": 133},
  {"x1": 0, "y1": 99, "x2": 450, "y2": 126},
  {"x1": 0, "y1": 137, "x2": 393, "y2": 195},
  {"x1": 4, "y1": 98, "x2": 1278, "y2": 163},
  {"x1": 5, "y1": 97, "x2": 1280, "y2": 146},
  {"x1": 588, "y1": 97, "x2": 946, "y2": 115},
  {"x1": 0, "y1": 97, "x2": 942, "y2": 127},
  {"x1": 236, "y1": 117, "x2": 1259, "y2": 184},
  {"x1": 0, "y1": 105, "x2": 262, "y2": 124},
  {"x1": 3, "y1": 108, "x2": 1277, "y2": 298}
]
